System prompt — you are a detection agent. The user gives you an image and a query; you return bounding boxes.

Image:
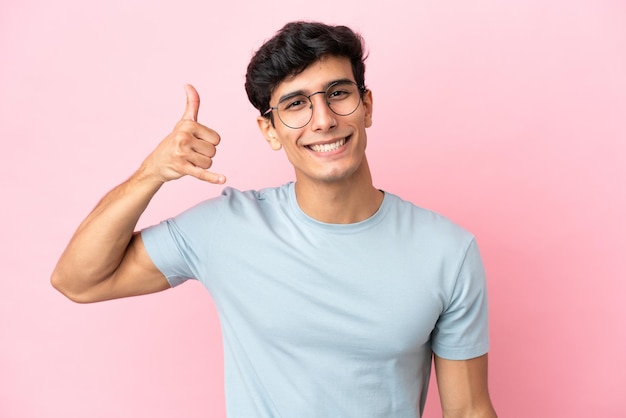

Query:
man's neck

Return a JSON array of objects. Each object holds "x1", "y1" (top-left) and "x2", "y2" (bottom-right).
[{"x1": 293, "y1": 160, "x2": 383, "y2": 224}]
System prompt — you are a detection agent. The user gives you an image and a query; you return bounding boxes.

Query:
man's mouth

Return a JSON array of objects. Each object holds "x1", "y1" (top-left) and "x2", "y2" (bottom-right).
[{"x1": 306, "y1": 137, "x2": 348, "y2": 153}]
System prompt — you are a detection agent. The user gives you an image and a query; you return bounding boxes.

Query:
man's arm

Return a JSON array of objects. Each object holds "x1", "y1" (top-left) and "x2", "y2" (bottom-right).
[
  {"x1": 51, "y1": 85, "x2": 225, "y2": 303},
  {"x1": 434, "y1": 354, "x2": 497, "y2": 418}
]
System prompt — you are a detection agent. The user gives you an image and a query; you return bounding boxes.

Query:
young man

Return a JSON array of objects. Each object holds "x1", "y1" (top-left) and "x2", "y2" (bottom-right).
[{"x1": 52, "y1": 21, "x2": 497, "y2": 418}]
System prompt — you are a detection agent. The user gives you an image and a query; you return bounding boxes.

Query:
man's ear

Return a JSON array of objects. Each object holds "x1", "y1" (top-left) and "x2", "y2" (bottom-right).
[
  {"x1": 257, "y1": 116, "x2": 282, "y2": 150},
  {"x1": 362, "y1": 89, "x2": 374, "y2": 128}
]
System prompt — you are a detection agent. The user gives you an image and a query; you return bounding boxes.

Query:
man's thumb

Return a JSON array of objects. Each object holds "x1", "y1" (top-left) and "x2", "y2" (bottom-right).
[{"x1": 181, "y1": 84, "x2": 200, "y2": 122}]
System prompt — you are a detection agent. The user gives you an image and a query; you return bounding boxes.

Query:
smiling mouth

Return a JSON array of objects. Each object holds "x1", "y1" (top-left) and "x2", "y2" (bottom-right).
[{"x1": 307, "y1": 137, "x2": 348, "y2": 153}]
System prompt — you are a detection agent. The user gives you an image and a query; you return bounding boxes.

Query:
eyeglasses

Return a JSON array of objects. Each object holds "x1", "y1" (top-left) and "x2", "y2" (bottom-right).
[{"x1": 263, "y1": 81, "x2": 365, "y2": 129}]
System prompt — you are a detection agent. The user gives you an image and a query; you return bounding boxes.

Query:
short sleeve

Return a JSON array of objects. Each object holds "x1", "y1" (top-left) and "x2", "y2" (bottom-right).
[
  {"x1": 141, "y1": 218, "x2": 198, "y2": 287},
  {"x1": 431, "y1": 238, "x2": 490, "y2": 360}
]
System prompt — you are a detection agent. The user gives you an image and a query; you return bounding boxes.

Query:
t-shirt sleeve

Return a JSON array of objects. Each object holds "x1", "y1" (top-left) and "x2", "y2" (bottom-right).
[
  {"x1": 431, "y1": 237, "x2": 490, "y2": 360},
  {"x1": 141, "y1": 217, "x2": 199, "y2": 288},
  {"x1": 139, "y1": 187, "x2": 244, "y2": 288}
]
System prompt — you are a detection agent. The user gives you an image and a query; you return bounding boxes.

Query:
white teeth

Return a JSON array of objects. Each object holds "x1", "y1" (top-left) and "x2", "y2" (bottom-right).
[{"x1": 308, "y1": 138, "x2": 346, "y2": 152}]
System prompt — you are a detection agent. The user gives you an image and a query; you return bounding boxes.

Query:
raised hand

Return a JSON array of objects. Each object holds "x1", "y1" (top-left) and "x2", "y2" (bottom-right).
[{"x1": 140, "y1": 84, "x2": 226, "y2": 184}]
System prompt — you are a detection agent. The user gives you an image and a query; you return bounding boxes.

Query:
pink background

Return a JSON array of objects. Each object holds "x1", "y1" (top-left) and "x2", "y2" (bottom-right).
[{"x1": 1, "y1": 0, "x2": 624, "y2": 417}]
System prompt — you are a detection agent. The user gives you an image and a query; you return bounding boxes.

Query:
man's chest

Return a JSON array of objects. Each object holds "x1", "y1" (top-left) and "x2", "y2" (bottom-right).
[{"x1": 207, "y1": 230, "x2": 452, "y2": 359}]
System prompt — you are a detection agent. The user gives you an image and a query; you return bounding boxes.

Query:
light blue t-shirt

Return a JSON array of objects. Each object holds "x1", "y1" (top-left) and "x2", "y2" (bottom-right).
[{"x1": 142, "y1": 182, "x2": 489, "y2": 417}]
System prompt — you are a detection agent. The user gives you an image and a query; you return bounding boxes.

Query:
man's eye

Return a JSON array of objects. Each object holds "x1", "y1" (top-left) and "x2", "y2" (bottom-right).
[
  {"x1": 282, "y1": 97, "x2": 309, "y2": 111},
  {"x1": 328, "y1": 90, "x2": 349, "y2": 100}
]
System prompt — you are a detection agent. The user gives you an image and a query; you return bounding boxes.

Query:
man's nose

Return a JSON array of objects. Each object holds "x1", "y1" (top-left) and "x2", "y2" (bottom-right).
[{"x1": 309, "y1": 93, "x2": 336, "y2": 131}]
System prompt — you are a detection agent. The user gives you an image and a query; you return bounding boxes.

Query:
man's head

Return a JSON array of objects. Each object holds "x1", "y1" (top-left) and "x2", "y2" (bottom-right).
[
  {"x1": 247, "y1": 22, "x2": 374, "y2": 187},
  {"x1": 245, "y1": 21, "x2": 368, "y2": 120}
]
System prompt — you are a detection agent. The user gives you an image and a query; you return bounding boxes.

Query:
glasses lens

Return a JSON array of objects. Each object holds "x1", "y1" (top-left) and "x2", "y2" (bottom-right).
[
  {"x1": 277, "y1": 95, "x2": 312, "y2": 129},
  {"x1": 327, "y1": 82, "x2": 361, "y2": 116}
]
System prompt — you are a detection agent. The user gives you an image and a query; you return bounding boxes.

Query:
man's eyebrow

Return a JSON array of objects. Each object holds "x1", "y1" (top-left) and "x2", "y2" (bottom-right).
[
  {"x1": 325, "y1": 78, "x2": 356, "y2": 88},
  {"x1": 277, "y1": 78, "x2": 357, "y2": 103},
  {"x1": 277, "y1": 90, "x2": 307, "y2": 104}
]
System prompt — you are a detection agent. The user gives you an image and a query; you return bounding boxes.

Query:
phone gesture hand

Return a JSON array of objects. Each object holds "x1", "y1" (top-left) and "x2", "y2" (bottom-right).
[{"x1": 142, "y1": 84, "x2": 226, "y2": 185}]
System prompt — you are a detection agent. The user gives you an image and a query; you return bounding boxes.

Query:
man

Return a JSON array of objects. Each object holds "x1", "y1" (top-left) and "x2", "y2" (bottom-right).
[{"x1": 52, "y1": 21, "x2": 497, "y2": 418}]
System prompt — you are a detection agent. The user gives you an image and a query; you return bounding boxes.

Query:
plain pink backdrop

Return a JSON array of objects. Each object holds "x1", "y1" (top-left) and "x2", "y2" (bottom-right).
[{"x1": 1, "y1": 0, "x2": 624, "y2": 417}]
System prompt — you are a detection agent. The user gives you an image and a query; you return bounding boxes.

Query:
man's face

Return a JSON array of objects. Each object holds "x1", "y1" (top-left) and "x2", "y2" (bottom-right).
[{"x1": 257, "y1": 55, "x2": 373, "y2": 186}]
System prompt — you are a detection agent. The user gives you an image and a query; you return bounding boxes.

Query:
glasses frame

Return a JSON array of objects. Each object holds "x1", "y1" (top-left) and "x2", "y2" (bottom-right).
[{"x1": 263, "y1": 81, "x2": 367, "y2": 129}]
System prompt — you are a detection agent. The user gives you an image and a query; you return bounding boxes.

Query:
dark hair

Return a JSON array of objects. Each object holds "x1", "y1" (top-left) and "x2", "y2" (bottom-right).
[{"x1": 245, "y1": 21, "x2": 368, "y2": 118}]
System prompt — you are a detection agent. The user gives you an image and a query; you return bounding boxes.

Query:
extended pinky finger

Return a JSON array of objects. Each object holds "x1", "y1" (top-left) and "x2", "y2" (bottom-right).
[{"x1": 187, "y1": 165, "x2": 227, "y2": 184}]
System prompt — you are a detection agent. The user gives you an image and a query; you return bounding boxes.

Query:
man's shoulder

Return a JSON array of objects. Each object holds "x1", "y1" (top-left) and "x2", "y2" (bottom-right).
[
  {"x1": 383, "y1": 191, "x2": 475, "y2": 244},
  {"x1": 180, "y1": 182, "x2": 291, "y2": 210},
  {"x1": 160, "y1": 183, "x2": 292, "y2": 234},
  {"x1": 183, "y1": 182, "x2": 292, "y2": 220},
  {"x1": 218, "y1": 182, "x2": 292, "y2": 202}
]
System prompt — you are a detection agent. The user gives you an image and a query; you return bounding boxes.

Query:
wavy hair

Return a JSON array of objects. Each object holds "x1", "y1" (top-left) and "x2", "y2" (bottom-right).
[{"x1": 245, "y1": 21, "x2": 368, "y2": 120}]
